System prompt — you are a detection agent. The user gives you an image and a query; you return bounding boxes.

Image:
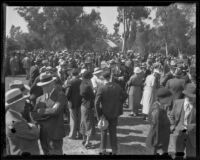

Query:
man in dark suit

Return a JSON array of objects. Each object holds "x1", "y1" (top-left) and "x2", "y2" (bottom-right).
[
  {"x1": 65, "y1": 68, "x2": 82, "y2": 139},
  {"x1": 31, "y1": 73, "x2": 66, "y2": 155},
  {"x1": 29, "y1": 58, "x2": 41, "y2": 87},
  {"x1": 165, "y1": 68, "x2": 185, "y2": 102},
  {"x1": 170, "y1": 83, "x2": 196, "y2": 158},
  {"x1": 5, "y1": 88, "x2": 40, "y2": 155},
  {"x1": 95, "y1": 71, "x2": 127, "y2": 155}
]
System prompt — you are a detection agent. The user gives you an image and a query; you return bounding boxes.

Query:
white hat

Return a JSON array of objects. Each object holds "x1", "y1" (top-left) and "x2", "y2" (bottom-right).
[
  {"x1": 93, "y1": 67, "x2": 103, "y2": 75},
  {"x1": 5, "y1": 88, "x2": 29, "y2": 108},
  {"x1": 154, "y1": 69, "x2": 161, "y2": 74},
  {"x1": 134, "y1": 67, "x2": 142, "y2": 74},
  {"x1": 37, "y1": 73, "x2": 56, "y2": 86}
]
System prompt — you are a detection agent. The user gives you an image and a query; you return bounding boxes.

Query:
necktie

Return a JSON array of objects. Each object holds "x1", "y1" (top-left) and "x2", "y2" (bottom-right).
[{"x1": 184, "y1": 104, "x2": 191, "y2": 126}]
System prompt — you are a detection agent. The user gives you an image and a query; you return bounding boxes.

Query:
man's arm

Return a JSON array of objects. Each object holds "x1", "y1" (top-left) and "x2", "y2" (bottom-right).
[
  {"x1": 169, "y1": 101, "x2": 177, "y2": 132},
  {"x1": 95, "y1": 86, "x2": 103, "y2": 119},
  {"x1": 12, "y1": 121, "x2": 40, "y2": 140},
  {"x1": 65, "y1": 81, "x2": 72, "y2": 100}
]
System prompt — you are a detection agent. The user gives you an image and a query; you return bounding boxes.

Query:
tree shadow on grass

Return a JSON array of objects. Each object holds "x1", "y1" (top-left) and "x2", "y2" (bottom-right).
[
  {"x1": 118, "y1": 116, "x2": 149, "y2": 127},
  {"x1": 119, "y1": 143, "x2": 151, "y2": 155}
]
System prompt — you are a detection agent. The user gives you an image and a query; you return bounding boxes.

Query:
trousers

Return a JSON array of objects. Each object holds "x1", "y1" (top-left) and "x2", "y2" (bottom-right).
[
  {"x1": 68, "y1": 107, "x2": 81, "y2": 138},
  {"x1": 100, "y1": 117, "x2": 118, "y2": 153},
  {"x1": 174, "y1": 131, "x2": 196, "y2": 157}
]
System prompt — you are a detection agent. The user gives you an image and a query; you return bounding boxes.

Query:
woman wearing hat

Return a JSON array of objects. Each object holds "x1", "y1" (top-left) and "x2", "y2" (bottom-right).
[
  {"x1": 80, "y1": 71, "x2": 95, "y2": 149},
  {"x1": 30, "y1": 72, "x2": 66, "y2": 155},
  {"x1": 146, "y1": 88, "x2": 172, "y2": 155},
  {"x1": 5, "y1": 88, "x2": 40, "y2": 155},
  {"x1": 127, "y1": 67, "x2": 143, "y2": 117},
  {"x1": 141, "y1": 67, "x2": 161, "y2": 121}
]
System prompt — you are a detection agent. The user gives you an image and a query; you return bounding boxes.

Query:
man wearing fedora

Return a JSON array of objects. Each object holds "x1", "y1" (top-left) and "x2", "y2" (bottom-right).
[
  {"x1": 169, "y1": 83, "x2": 196, "y2": 158},
  {"x1": 30, "y1": 72, "x2": 66, "y2": 155},
  {"x1": 95, "y1": 71, "x2": 127, "y2": 155},
  {"x1": 5, "y1": 88, "x2": 40, "y2": 155},
  {"x1": 91, "y1": 67, "x2": 103, "y2": 94}
]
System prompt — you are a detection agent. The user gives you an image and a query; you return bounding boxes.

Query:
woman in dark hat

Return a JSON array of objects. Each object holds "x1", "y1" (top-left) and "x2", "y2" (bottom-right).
[
  {"x1": 80, "y1": 71, "x2": 95, "y2": 149},
  {"x1": 146, "y1": 87, "x2": 172, "y2": 155}
]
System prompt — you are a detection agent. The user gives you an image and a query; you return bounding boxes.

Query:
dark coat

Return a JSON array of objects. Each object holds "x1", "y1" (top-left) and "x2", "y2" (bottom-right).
[
  {"x1": 29, "y1": 65, "x2": 39, "y2": 87},
  {"x1": 146, "y1": 102, "x2": 171, "y2": 153},
  {"x1": 65, "y1": 77, "x2": 82, "y2": 109},
  {"x1": 80, "y1": 79, "x2": 95, "y2": 108},
  {"x1": 30, "y1": 76, "x2": 43, "y2": 105},
  {"x1": 165, "y1": 78, "x2": 185, "y2": 100},
  {"x1": 161, "y1": 72, "x2": 174, "y2": 87},
  {"x1": 6, "y1": 110, "x2": 40, "y2": 155},
  {"x1": 31, "y1": 88, "x2": 66, "y2": 140},
  {"x1": 95, "y1": 82, "x2": 127, "y2": 120},
  {"x1": 169, "y1": 99, "x2": 196, "y2": 149}
]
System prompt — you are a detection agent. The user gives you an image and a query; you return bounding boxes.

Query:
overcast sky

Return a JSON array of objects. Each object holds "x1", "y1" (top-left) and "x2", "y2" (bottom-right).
[{"x1": 5, "y1": 6, "x2": 156, "y2": 36}]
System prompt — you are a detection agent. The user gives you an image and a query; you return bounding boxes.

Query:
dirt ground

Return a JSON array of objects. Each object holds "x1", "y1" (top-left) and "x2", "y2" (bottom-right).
[{"x1": 5, "y1": 76, "x2": 175, "y2": 155}]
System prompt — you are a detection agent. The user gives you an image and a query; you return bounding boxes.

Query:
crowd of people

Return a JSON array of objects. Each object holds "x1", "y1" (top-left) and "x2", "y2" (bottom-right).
[{"x1": 5, "y1": 49, "x2": 196, "y2": 157}]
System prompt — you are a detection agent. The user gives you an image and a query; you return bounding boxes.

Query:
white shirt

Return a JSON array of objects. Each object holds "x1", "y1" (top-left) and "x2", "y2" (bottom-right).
[
  {"x1": 183, "y1": 99, "x2": 193, "y2": 127},
  {"x1": 91, "y1": 75, "x2": 103, "y2": 90}
]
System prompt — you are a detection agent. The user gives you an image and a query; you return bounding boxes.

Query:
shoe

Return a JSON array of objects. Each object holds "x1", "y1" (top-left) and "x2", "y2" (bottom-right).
[
  {"x1": 67, "y1": 136, "x2": 76, "y2": 140},
  {"x1": 84, "y1": 142, "x2": 94, "y2": 150},
  {"x1": 99, "y1": 151, "x2": 106, "y2": 155},
  {"x1": 76, "y1": 134, "x2": 82, "y2": 139},
  {"x1": 129, "y1": 113, "x2": 137, "y2": 117}
]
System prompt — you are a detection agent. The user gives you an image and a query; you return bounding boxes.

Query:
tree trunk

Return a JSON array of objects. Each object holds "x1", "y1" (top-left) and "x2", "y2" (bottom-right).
[
  {"x1": 165, "y1": 42, "x2": 168, "y2": 57},
  {"x1": 122, "y1": 8, "x2": 126, "y2": 54}
]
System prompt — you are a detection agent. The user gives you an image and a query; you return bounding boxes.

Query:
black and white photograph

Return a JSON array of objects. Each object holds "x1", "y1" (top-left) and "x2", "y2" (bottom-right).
[{"x1": 3, "y1": 2, "x2": 197, "y2": 158}]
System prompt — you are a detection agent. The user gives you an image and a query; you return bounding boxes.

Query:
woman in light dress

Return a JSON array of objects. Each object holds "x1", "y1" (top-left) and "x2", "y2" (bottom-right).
[{"x1": 141, "y1": 69, "x2": 161, "y2": 120}]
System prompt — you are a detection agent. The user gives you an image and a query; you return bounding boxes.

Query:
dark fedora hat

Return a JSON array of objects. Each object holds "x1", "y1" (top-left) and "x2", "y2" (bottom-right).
[
  {"x1": 182, "y1": 83, "x2": 196, "y2": 98},
  {"x1": 156, "y1": 87, "x2": 172, "y2": 99}
]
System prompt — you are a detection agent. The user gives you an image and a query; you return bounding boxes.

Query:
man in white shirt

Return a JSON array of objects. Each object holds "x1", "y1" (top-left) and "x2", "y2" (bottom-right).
[{"x1": 91, "y1": 68, "x2": 103, "y2": 94}]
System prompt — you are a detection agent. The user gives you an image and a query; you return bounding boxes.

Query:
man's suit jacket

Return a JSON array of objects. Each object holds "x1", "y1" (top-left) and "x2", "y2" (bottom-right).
[
  {"x1": 31, "y1": 88, "x2": 66, "y2": 140},
  {"x1": 6, "y1": 109, "x2": 40, "y2": 155},
  {"x1": 170, "y1": 99, "x2": 196, "y2": 148},
  {"x1": 166, "y1": 78, "x2": 185, "y2": 100},
  {"x1": 29, "y1": 65, "x2": 39, "y2": 87},
  {"x1": 65, "y1": 77, "x2": 82, "y2": 109},
  {"x1": 95, "y1": 82, "x2": 127, "y2": 120}
]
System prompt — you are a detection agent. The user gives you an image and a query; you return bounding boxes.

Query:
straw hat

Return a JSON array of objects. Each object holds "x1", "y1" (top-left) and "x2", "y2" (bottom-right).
[
  {"x1": 93, "y1": 67, "x2": 103, "y2": 75},
  {"x1": 5, "y1": 88, "x2": 29, "y2": 108},
  {"x1": 134, "y1": 67, "x2": 142, "y2": 74},
  {"x1": 37, "y1": 72, "x2": 56, "y2": 86},
  {"x1": 9, "y1": 80, "x2": 30, "y2": 91}
]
